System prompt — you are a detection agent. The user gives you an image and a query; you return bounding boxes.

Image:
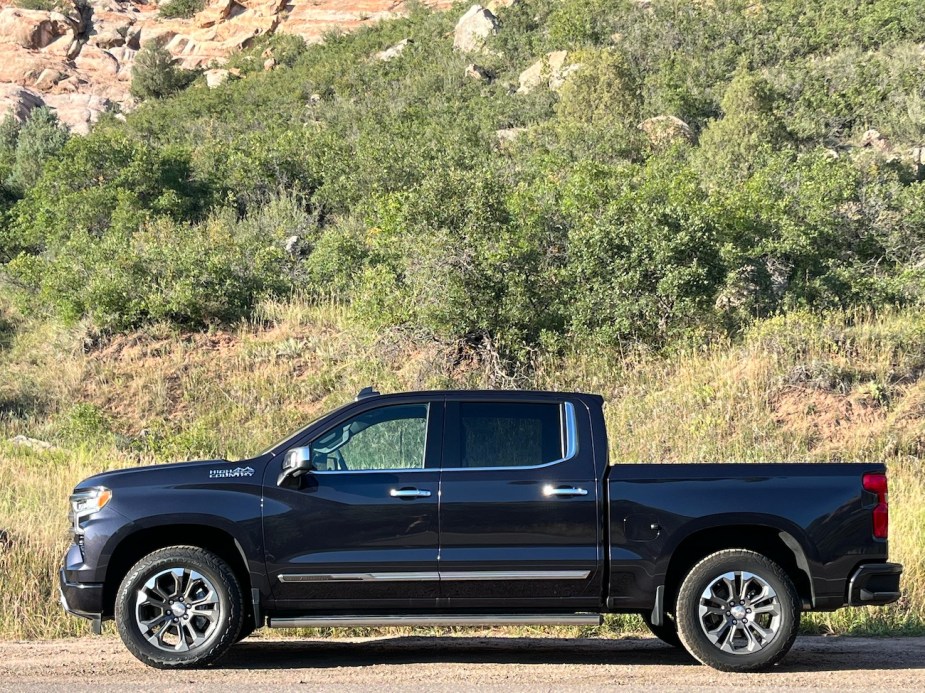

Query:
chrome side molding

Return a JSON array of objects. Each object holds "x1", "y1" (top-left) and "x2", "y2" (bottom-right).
[
  {"x1": 267, "y1": 613, "x2": 602, "y2": 628},
  {"x1": 277, "y1": 570, "x2": 591, "y2": 583}
]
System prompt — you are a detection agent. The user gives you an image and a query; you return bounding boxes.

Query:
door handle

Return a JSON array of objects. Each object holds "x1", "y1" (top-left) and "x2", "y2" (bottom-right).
[
  {"x1": 389, "y1": 488, "x2": 432, "y2": 498},
  {"x1": 542, "y1": 485, "x2": 589, "y2": 497}
]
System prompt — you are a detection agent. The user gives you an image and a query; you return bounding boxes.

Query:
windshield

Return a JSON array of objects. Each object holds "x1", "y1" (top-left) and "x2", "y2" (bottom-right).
[{"x1": 254, "y1": 413, "x2": 325, "y2": 457}]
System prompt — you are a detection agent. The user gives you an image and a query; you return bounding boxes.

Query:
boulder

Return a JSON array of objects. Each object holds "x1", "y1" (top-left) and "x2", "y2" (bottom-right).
[
  {"x1": 516, "y1": 50, "x2": 578, "y2": 94},
  {"x1": 485, "y1": 0, "x2": 518, "y2": 11},
  {"x1": 637, "y1": 115, "x2": 694, "y2": 147},
  {"x1": 0, "y1": 8, "x2": 75, "y2": 51},
  {"x1": 374, "y1": 38, "x2": 410, "y2": 62},
  {"x1": 8, "y1": 434, "x2": 58, "y2": 451},
  {"x1": 860, "y1": 128, "x2": 890, "y2": 152},
  {"x1": 43, "y1": 93, "x2": 113, "y2": 135},
  {"x1": 0, "y1": 84, "x2": 44, "y2": 122},
  {"x1": 495, "y1": 126, "x2": 527, "y2": 145},
  {"x1": 453, "y1": 5, "x2": 499, "y2": 53},
  {"x1": 464, "y1": 63, "x2": 492, "y2": 81},
  {"x1": 204, "y1": 68, "x2": 231, "y2": 88}
]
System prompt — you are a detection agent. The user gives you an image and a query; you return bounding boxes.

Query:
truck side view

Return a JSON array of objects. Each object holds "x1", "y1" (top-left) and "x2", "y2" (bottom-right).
[{"x1": 60, "y1": 389, "x2": 902, "y2": 672}]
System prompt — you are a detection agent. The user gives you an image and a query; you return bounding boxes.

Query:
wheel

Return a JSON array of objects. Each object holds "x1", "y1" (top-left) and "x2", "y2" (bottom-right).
[
  {"x1": 675, "y1": 549, "x2": 800, "y2": 672},
  {"x1": 115, "y1": 546, "x2": 244, "y2": 668},
  {"x1": 642, "y1": 612, "x2": 682, "y2": 648}
]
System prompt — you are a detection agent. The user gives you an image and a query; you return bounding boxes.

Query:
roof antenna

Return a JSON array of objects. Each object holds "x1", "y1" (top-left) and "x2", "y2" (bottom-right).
[{"x1": 355, "y1": 386, "x2": 380, "y2": 401}]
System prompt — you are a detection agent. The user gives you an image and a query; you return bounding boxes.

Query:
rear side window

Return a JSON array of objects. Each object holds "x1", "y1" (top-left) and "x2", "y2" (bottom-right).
[{"x1": 456, "y1": 402, "x2": 564, "y2": 468}]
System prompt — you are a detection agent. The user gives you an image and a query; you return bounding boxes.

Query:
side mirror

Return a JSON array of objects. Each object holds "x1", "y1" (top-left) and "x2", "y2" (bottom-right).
[{"x1": 277, "y1": 446, "x2": 313, "y2": 486}]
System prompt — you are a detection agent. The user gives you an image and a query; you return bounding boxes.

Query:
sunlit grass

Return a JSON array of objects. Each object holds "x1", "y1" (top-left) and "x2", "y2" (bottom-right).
[{"x1": 1, "y1": 299, "x2": 923, "y2": 638}]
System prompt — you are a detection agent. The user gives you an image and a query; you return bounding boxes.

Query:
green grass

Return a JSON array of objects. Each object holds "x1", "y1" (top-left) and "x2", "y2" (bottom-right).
[{"x1": 1, "y1": 298, "x2": 923, "y2": 639}]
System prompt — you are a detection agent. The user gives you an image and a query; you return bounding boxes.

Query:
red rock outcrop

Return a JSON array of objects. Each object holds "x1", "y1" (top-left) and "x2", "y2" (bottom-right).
[{"x1": 0, "y1": 0, "x2": 454, "y2": 133}]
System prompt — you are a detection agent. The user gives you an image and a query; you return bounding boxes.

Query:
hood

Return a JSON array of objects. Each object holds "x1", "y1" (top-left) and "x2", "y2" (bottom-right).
[{"x1": 76, "y1": 458, "x2": 261, "y2": 491}]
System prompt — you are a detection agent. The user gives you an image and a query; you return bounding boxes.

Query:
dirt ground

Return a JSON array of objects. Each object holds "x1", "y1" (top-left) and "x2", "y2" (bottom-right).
[{"x1": 1, "y1": 634, "x2": 923, "y2": 691}]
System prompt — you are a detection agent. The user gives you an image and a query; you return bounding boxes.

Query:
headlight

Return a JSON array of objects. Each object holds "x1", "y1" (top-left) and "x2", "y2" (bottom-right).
[{"x1": 69, "y1": 486, "x2": 112, "y2": 526}]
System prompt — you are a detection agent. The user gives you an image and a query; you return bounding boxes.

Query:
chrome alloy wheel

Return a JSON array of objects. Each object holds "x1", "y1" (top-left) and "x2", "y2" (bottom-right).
[
  {"x1": 135, "y1": 567, "x2": 221, "y2": 653},
  {"x1": 698, "y1": 570, "x2": 782, "y2": 654}
]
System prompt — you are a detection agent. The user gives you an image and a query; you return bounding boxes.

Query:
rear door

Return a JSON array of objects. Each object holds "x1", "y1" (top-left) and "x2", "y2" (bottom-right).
[{"x1": 437, "y1": 396, "x2": 603, "y2": 610}]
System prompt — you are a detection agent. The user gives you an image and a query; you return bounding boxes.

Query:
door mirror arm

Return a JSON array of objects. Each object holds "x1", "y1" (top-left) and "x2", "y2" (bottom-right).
[{"x1": 277, "y1": 446, "x2": 313, "y2": 487}]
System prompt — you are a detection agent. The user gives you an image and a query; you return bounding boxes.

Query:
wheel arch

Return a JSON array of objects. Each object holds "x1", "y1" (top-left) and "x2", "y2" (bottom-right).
[
  {"x1": 663, "y1": 524, "x2": 814, "y2": 613},
  {"x1": 102, "y1": 524, "x2": 252, "y2": 619}
]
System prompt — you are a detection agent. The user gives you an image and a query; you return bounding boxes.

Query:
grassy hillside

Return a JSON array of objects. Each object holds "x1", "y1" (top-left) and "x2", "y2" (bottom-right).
[
  {"x1": 1, "y1": 0, "x2": 925, "y2": 640},
  {"x1": 0, "y1": 296, "x2": 923, "y2": 639}
]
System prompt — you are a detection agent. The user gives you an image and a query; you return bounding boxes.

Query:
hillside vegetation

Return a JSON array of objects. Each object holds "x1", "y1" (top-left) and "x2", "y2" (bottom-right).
[{"x1": 1, "y1": 0, "x2": 925, "y2": 639}]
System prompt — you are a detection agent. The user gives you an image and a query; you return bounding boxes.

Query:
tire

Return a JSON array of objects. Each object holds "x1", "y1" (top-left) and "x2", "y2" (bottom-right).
[
  {"x1": 115, "y1": 546, "x2": 244, "y2": 668},
  {"x1": 235, "y1": 623, "x2": 256, "y2": 643},
  {"x1": 675, "y1": 549, "x2": 800, "y2": 672},
  {"x1": 642, "y1": 612, "x2": 682, "y2": 648}
]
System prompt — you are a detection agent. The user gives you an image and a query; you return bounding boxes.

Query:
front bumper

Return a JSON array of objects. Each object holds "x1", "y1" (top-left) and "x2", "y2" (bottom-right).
[
  {"x1": 59, "y1": 569, "x2": 104, "y2": 633},
  {"x1": 847, "y1": 562, "x2": 903, "y2": 606}
]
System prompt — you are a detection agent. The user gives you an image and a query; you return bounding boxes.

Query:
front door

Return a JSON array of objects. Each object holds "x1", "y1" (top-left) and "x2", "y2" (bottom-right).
[
  {"x1": 437, "y1": 397, "x2": 603, "y2": 610},
  {"x1": 263, "y1": 399, "x2": 442, "y2": 610}
]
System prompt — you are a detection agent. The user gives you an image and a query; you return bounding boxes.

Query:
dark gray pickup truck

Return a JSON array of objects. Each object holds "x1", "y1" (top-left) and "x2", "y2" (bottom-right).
[{"x1": 61, "y1": 389, "x2": 902, "y2": 671}]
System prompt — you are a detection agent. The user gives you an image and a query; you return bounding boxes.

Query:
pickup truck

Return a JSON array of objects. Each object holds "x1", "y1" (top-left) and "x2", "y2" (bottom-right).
[{"x1": 60, "y1": 388, "x2": 903, "y2": 672}]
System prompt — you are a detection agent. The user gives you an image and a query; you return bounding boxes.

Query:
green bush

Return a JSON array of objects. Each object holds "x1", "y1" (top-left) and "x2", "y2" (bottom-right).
[
  {"x1": 1, "y1": 0, "x2": 925, "y2": 351},
  {"x1": 157, "y1": 0, "x2": 204, "y2": 20},
  {"x1": 6, "y1": 195, "x2": 306, "y2": 330},
  {"x1": 130, "y1": 40, "x2": 198, "y2": 101},
  {"x1": 3, "y1": 108, "x2": 68, "y2": 199}
]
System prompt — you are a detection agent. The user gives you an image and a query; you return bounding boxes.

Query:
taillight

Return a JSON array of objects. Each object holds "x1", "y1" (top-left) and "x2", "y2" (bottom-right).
[{"x1": 863, "y1": 472, "x2": 888, "y2": 539}]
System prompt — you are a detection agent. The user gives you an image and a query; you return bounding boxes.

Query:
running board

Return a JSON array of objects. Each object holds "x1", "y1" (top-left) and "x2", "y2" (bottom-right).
[{"x1": 267, "y1": 613, "x2": 602, "y2": 628}]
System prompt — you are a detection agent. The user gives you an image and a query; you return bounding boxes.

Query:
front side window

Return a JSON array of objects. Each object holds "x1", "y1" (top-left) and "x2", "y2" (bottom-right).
[
  {"x1": 309, "y1": 404, "x2": 428, "y2": 471},
  {"x1": 457, "y1": 402, "x2": 564, "y2": 468}
]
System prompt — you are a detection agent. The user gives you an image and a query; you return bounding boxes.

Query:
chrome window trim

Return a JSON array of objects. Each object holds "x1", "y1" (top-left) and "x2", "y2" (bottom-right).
[
  {"x1": 278, "y1": 569, "x2": 590, "y2": 583},
  {"x1": 306, "y1": 401, "x2": 580, "y2": 474},
  {"x1": 308, "y1": 401, "x2": 431, "y2": 474}
]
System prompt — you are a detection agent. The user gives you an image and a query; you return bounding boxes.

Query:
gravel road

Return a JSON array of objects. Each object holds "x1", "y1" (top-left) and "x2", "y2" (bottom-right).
[{"x1": 1, "y1": 634, "x2": 923, "y2": 692}]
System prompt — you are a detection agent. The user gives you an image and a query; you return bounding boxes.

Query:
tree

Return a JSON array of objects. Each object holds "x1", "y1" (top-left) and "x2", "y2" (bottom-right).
[
  {"x1": 130, "y1": 40, "x2": 197, "y2": 101},
  {"x1": 4, "y1": 108, "x2": 69, "y2": 198}
]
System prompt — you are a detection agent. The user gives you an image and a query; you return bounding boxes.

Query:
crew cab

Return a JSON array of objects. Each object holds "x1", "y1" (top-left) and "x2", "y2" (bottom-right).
[{"x1": 60, "y1": 389, "x2": 902, "y2": 671}]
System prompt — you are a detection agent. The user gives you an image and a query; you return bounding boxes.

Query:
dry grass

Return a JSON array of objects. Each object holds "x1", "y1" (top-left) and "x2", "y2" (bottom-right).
[{"x1": 0, "y1": 299, "x2": 923, "y2": 639}]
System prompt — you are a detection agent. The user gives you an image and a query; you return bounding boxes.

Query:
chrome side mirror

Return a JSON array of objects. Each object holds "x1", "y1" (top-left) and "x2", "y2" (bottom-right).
[{"x1": 277, "y1": 446, "x2": 312, "y2": 486}]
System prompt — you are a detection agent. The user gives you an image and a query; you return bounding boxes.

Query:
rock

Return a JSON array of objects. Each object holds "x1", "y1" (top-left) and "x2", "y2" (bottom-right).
[
  {"x1": 43, "y1": 93, "x2": 112, "y2": 135},
  {"x1": 516, "y1": 50, "x2": 578, "y2": 94},
  {"x1": 0, "y1": 8, "x2": 76, "y2": 51},
  {"x1": 465, "y1": 63, "x2": 492, "y2": 81},
  {"x1": 453, "y1": 5, "x2": 499, "y2": 53},
  {"x1": 204, "y1": 68, "x2": 231, "y2": 88},
  {"x1": 911, "y1": 146, "x2": 925, "y2": 165},
  {"x1": 860, "y1": 128, "x2": 890, "y2": 151},
  {"x1": 8, "y1": 435, "x2": 58, "y2": 451},
  {"x1": 374, "y1": 38, "x2": 410, "y2": 62},
  {"x1": 284, "y1": 235, "x2": 300, "y2": 255},
  {"x1": 308, "y1": 92, "x2": 322, "y2": 104},
  {"x1": 0, "y1": 83, "x2": 45, "y2": 122},
  {"x1": 0, "y1": 1, "x2": 458, "y2": 134},
  {"x1": 34, "y1": 67, "x2": 66, "y2": 91},
  {"x1": 485, "y1": 0, "x2": 518, "y2": 12},
  {"x1": 495, "y1": 126, "x2": 527, "y2": 144},
  {"x1": 263, "y1": 56, "x2": 277, "y2": 71},
  {"x1": 637, "y1": 115, "x2": 694, "y2": 147}
]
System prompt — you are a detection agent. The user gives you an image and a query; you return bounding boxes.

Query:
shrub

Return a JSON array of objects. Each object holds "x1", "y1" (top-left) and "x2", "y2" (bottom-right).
[
  {"x1": 157, "y1": 0, "x2": 204, "y2": 20},
  {"x1": 3, "y1": 108, "x2": 68, "y2": 198},
  {"x1": 566, "y1": 155, "x2": 726, "y2": 344},
  {"x1": 130, "y1": 40, "x2": 198, "y2": 101},
  {"x1": 6, "y1": 196, "x2": 305, "y2": 330}
]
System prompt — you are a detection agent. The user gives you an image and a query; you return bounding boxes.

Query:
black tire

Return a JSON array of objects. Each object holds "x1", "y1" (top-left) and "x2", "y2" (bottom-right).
[
  {"x1": 235, "y1": 623, "x2": 256, "y2": 643},
  {"x1": 675, "y1": 549, "x2": 800, "y2": 672},
  {"x1": 115, "y1": 546, "x2": 244, "y2": 669},
  {"x1": 642, "y1": 612, "x2": 682, "y2": 648}
]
